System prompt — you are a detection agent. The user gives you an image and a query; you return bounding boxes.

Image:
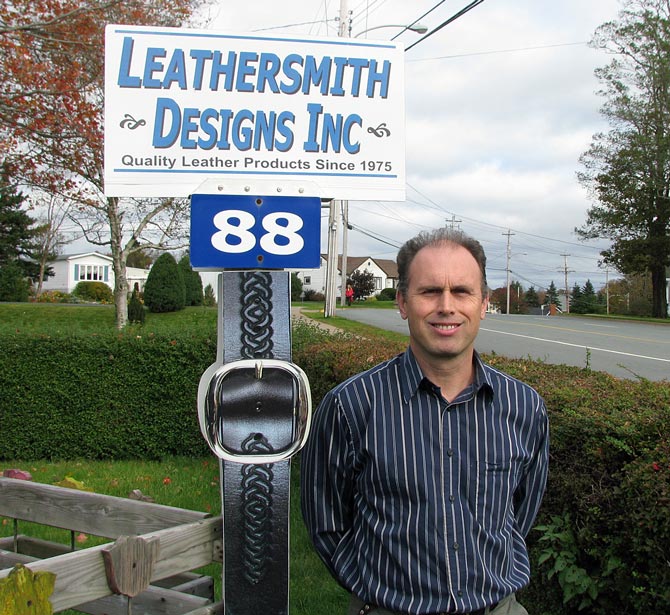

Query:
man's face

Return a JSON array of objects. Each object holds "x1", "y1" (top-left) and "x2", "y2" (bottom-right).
[{"x1": 397, "y1": 242, "x2": 488, "y2": 369}]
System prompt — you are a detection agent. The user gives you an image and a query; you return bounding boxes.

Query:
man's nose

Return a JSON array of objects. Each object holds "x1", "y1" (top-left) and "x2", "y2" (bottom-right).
[{"x1": 437, "y1": 291, "x2": 455, "y2": 313}]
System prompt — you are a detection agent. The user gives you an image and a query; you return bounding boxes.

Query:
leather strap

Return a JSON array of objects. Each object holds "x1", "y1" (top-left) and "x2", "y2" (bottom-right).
[{"x1": 201, "y1": 271, "x2": 295, "y2": 615}]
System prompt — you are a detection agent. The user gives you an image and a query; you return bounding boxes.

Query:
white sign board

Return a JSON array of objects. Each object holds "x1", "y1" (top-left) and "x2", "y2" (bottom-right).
[{"x1": 104, "y1": 25, "x2": 405, "y2": 201}]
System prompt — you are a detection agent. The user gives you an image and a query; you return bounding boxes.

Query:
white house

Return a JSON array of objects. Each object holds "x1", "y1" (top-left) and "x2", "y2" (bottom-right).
[
  {"x1": 41, "y1": 252, "x2": 150, "y2": 294},
  {"x1": 293, "y1": 255, "x2": 398, "y2": 297}
]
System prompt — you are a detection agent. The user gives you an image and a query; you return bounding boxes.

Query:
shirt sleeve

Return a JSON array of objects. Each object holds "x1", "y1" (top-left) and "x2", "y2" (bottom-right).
[
  {"x1": 300, "y1": 388, "x2": 356, "y2": 581},
  {"x1": 513, "y1": 394, "x2": 550, "y2": 537}
]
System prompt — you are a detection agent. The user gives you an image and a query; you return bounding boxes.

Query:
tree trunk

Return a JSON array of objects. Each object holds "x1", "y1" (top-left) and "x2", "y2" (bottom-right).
[
  {"x1": 650, "y1": 264, "x2": 668, "y2": 318},
  {"x1": 107, "y1": 197, "x2": 128, "y2": 329}
]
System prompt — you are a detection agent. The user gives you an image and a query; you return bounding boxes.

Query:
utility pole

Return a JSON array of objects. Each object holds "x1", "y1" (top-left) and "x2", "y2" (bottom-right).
[
  {"x1": 447, "y1": 214, "x2": 462, "y2": 230},
  {"x1": 503, "y1": 230, "x2": 514, "y2": 315},
  {"x1": 605, "y1": 267, "x2": 610, "y2": 315},
  {"x1": 560, "y1": 254, "x2": 573, "y2": 314},
  {"x1": 339, "y1": 200, "x2": 350, "y2": 307},
  {"x1": 324, "y1": 0, "x2": 351, "y2": 317}
]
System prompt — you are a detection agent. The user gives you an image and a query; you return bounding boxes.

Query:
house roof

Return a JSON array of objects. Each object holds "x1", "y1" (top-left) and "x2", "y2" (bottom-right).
[
  {"x1": 336, "y1": 256, "x2": 398, "y2": 278},
  {"x1": 55, "y1": 251, "x2": 113, "y2": 262}
]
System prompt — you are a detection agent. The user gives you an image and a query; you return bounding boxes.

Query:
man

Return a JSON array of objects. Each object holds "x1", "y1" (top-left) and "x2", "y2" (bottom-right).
[{"x1": 301, "y1": 228, "x2": 549, "y2": 615}]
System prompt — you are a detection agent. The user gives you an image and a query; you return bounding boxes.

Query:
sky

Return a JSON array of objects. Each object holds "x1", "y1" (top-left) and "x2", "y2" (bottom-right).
[{"x1": 191, "y1": 0, "x2": 623, "y2": 294}]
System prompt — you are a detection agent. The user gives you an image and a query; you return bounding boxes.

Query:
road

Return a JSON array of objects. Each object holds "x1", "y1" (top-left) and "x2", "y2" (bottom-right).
[{"x1": 334, "y1": 308, "x2": 670, "y2": 381}]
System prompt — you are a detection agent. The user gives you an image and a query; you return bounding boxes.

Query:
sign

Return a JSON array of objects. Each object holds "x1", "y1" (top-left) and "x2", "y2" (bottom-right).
[
  {"x1": 189, "y1": 194, "x2": 321, "y2": 270},
  {"x1": 104, "y1": 25, "x2": 405, "y2": 201}
]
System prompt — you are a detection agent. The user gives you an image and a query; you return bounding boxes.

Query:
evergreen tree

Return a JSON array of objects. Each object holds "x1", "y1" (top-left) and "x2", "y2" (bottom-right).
[
  {"x1": 0, "y1": 260, "x2": 30, "y2": 302},
  {"x1": 178, "y1": 253, "x2": 203, "y2": 306},
  {"x1": 143, "y1": 253, "x2": 185, "y2": 313},
  {"x1": 571, "y1": 283, "x2": 585, "y2": 314},
  {"x1": 580, "y1": 280, "x2": 599, "y2": 314},
  {"x1": 546, "y1": 281, "x2": 560, "y2": 306},
  {"x1": 524, "y1": 286, "x2": 540, "y2": 307},
  {"x1": 0, "y1": 165, "x2": 38, "y2": 279},
  {"x1": 203, "y1": 283, "x2": 216, "y2": 307},
  {"x1": 128, "y1": 286, "x2": 146, "y2": 324}
]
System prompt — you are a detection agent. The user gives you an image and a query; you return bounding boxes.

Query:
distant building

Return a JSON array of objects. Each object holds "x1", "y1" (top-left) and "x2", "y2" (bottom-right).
[
  {"x1": 293, "y1": 254, "x2": 398, "y2": 298},
  {"x1": 41, "y1": 252, "x2": 150, "y2": 294}
]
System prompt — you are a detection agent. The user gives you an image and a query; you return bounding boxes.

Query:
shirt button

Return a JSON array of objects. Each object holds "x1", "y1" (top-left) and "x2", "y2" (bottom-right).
[
  {"x1": 457, "y1": 590, "x2": 463, "y2": 597},
  {"x1": 449, "y1": 494, "x2": 455, "y2": 502},
  {"x1": 447, "y1": 449, "x2": 454, "y2": 457},
  {"x1": 453, "y1": 543, "x2": 459, "y2": 550}
]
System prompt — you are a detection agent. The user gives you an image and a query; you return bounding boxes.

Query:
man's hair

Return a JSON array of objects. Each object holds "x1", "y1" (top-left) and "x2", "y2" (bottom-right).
[{"x1": 396, "y1": 228, "x2": 488, "y2": 297}]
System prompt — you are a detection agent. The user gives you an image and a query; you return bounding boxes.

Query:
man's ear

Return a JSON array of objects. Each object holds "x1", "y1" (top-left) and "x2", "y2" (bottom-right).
[
  {"x1": 481, "y1": 294, "x2": 489, "y2": 320},
  {"x1": 397, "y1": 290, "x2": 407, "y2": 320}
]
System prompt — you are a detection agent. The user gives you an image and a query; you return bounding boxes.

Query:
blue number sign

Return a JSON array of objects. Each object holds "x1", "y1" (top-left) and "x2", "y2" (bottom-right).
[{"x1": 190, "y1": 194, "x2": 321, "y2": 270}]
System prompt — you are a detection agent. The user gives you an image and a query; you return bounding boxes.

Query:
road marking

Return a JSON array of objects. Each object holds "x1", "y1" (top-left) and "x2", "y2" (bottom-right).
[
  {"x1": 479, "y1": 327, "x2": 670, "y2": 363},
  {"x1": 486, "y1": 320, "x2": 669, "y2": 345}
]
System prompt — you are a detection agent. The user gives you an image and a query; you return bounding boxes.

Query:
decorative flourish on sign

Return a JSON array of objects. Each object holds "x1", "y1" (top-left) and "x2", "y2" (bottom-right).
[
  {"x1": 119, "y1": 114, "x2": 146, "y2": 129},
  {"x1": 367, "y1": 122, "x2": 391, "y2": 138},
  {"x1": 240, "y1": 434, "x2": 275, "y2": 584}
]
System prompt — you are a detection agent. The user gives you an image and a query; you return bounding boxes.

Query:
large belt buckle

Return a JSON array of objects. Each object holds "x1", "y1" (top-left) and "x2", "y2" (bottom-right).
[{"x1": 198, "y1": 359, "x2": 312, "y2": 464}]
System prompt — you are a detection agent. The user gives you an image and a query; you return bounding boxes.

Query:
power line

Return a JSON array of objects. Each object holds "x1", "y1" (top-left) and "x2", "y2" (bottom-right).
[
  {"x1": 407, "y1": 41, "x2": 588, "y2": 62},
  {"x1": 405, "y1": 0, "x2": 487, "y2": 52}
]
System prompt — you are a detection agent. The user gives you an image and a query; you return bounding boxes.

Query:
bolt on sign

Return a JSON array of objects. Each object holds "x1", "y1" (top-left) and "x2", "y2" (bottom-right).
[{"x1": 104, "y1": 25, "x2": 405, "y2": 201}]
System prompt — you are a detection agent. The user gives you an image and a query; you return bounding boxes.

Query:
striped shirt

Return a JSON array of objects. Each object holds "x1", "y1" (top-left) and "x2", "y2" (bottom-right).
[{"x1": 300, "y1": 348, "x2": 549, "y2": 615}]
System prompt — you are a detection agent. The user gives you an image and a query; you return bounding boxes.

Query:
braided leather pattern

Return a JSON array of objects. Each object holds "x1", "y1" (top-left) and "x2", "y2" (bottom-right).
[
  {"x1": 240, "y1": 434, "x2": 275, "y2": 584},
  {"x1": 239, "y1": 272, "x2": 276, "y2": 585},
  {"x1": 239, "y1": 272, "x2": 274, "y2": 359}
]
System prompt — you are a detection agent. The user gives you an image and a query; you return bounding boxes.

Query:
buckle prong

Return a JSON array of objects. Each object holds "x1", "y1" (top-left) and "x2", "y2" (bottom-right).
[{"x1": 255, "y1": 361, "x2": 263, "y2": 380}]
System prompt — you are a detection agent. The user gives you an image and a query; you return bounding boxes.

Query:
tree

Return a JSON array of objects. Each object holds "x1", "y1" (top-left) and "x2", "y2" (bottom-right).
[
  {"x1": 545, "y1": 281, "x2": 560, "y2": 307},
  {"x1": 607, "y1": 273, "x2": 654, "y2": 315},
  {"x1": 128, "y1": 287, "x2": 146, "y2": 324},
  {"x1": 577, "y1": 0, "x2": 670, "y2": 318},
  {"x1": 509, "y1": 281, "x2": 527, "y2": 314},
  {"x1": 0, "y1": 166, "x2": 36, "y2": 269},
  {"x1": 30, "y1": 192, "x2": 74, "y2": 296},
  {"x1": 571, "y1": 283, "x2": 586, "y2": 314},
  {"x1": 126, "y1": 244, "x2": 155, "y2": 269},
  {"x1": 524, "y1": 286, "x2": 541, "y2": 307},
  {"x1": 203, "y1": 283, "x2": 216, "y2": 307},
  {"x1": 143, "y1": 253, "x2": 185, "y2": 313},
  {"x1": 349, "y1": 269, "x2": 375, "y2": 300},
  {"x1": 291, "y1": 272, "x2": 303, "y2": 301},
  {"x1": 178, "y1": 253, "x2": 203, "y2": 306},
  {"x1": 1, "y1": 0, "x2": 212, "y2": 328},
  {"x1": 0, "y1": 260, "x2": 30, "y2": 302}
]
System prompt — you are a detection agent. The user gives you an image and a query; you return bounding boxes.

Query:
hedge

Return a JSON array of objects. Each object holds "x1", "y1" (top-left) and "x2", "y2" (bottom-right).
[{"x1": 1, "y1": 321, "x2": 669, "y2": 613}]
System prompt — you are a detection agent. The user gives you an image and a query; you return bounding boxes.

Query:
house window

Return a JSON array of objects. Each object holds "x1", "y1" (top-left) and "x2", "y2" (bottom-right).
[
  {"x1": 76, "y1": 264, "x2": 106, "y2": 281},
  {"x1": 304, "y1": 276, "x2": 311, "y2": 285},
  {"x1": 374, "y1": 277, "x2": 382, "y2": 290}
]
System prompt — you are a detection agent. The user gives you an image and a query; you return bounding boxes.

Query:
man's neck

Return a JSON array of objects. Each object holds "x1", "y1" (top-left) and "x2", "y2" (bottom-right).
[{"x1": 412, "y1": 346, "x2": 476, "y2": 402}]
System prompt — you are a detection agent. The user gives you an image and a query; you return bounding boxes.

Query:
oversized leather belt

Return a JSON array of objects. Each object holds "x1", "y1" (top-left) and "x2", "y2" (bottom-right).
[{"x1": 198, "y1": 271, "x2": 311, "y2": 615}]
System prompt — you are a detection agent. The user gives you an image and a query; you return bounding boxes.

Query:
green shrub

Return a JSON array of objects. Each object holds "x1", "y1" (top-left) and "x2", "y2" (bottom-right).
[
  {"x1": 143, "y1": 253, "x2": 185, "y2": 313},
  {"x1": 73, "y1": 281, "x2": 114, "y2": 303},
  {"x1": 303, "y1": 289, "x2": 324, "y2": 302},
  {"x1": 0, "y1": 316, "x2": 668, "y2": 614},
  {"x1": 34, "y1": 290, "x2": 72, "y2": 303},
  {"x1": 178, "y1": 253, "x2": 204, "y2": 306},
  {"x1": 375, "y1": 287, "x2": 397, "y2": 301},
  {"x1": 128, "y1": 288, "x2": 146, "y2": 324}
]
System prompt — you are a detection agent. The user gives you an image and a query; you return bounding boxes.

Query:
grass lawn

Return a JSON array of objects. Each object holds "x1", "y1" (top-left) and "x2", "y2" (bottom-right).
[{"x1": 0, "y1": 302, "x2": 348, "y2": 614}]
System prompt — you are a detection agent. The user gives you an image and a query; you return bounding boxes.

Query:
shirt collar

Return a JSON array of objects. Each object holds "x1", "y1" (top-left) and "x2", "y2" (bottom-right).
[{"x1": 400, "y1": 347, "x2": 494, "y2": 403}]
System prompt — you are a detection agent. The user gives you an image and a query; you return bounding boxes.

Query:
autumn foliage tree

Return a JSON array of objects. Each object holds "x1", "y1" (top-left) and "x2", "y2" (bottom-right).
[{"x1": 1, "y1": 0, "x2": 210, "y2": 327}]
